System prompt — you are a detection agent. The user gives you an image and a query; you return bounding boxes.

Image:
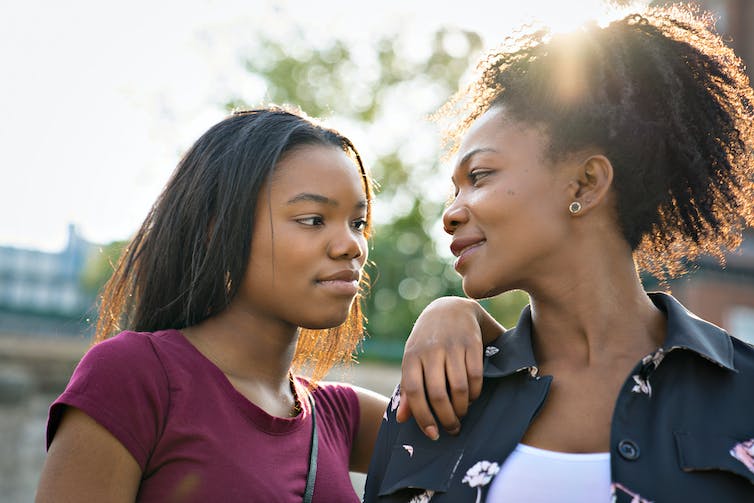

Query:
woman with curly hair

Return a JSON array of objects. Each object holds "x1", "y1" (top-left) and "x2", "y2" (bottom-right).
[{"x1": 365, "y1": 5, "x2": 754, "y2": 502}]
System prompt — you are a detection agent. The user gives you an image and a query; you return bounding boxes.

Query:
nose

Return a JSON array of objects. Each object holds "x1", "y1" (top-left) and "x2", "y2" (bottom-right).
[
  {"x1": 329, "y1": 227, "x2": 365, "y2": 261},
  {"x1": 443, "y1": 198, "x2": 469, "y2": 235}
]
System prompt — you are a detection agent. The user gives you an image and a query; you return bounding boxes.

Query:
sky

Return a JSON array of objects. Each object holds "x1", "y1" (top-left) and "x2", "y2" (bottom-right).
[{"x1": 1, "y1": 0, "x2": 647, "y2": 252}]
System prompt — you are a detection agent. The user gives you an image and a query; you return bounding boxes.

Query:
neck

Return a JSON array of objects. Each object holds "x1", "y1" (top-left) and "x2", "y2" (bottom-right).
[
  {"x1": 182, "y1": 303, "x2": 300, "y2": 389},
  {"x1": 526, "y1": 253, "x2": 666, "y2": 368}
]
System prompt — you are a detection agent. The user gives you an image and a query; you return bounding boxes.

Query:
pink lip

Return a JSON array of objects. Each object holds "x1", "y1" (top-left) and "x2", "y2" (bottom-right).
[
  {"x1": 450, "y1": 236, "x2": 486, "y2": 257},
  {"x1": 316, "y1": 269, "x2": 360, "y2": 296},
  {"x1": 452, "y1": 240, "x2": 485, "y2": 271}
]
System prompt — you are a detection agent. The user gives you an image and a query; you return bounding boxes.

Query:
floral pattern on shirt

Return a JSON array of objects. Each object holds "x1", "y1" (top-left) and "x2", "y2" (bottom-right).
[
  {"x1": 631, "y1": 374, "x2": 652, "y2": 396},
  {"x1": 631, "y1": 348, "x2": 665, "y2": 397},
  {"x1": 407, "y1": 489, "x2": 434, "y2": 503},
  {"x1": 610, "y1": 482, "x2": 653, "y2": 503},
  {"x1": 384, "y1": 384, "x2": 401, "y2": 421},
  {"x1": 462, "y1": 460, "x2": 500, "y2": 503},
  {"x1": 730, "y1": 438, "x2": 754, "y2": 474}
]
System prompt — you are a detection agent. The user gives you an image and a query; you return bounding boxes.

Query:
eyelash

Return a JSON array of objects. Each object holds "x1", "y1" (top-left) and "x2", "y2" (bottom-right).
[
  {"x1": 468, "y1": 169, "x2": 491, "y2": 185},
  {"x1": 297, "y1": 216, "x2": 368, "y2": 233},
  {"x1": 297, "y1": 216, "x2": 324, "y2": 227},
  {"x1": 451, "y1": 168, "x2": 492, "y2": 198}
]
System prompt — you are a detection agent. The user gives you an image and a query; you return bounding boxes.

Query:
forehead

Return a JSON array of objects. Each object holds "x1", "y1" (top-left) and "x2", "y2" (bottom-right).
[
  {"x1": 269, "y1": 144, "x2": 366, "y2": 198},
  {"x1": 455, "y1": 107, "x2": 549, "y2": 168}
]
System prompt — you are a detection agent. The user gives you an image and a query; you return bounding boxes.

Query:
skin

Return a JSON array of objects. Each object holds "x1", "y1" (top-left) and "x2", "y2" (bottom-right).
[
  {"x1": 413, "y1": 106, "x2": 668, "y2": 453},
  {"x1": 36, "y1": 145, "x2": 386, "y2": 501},
  {"x1": 397, "y1": 296, "x2": 503, "y2": 439}
]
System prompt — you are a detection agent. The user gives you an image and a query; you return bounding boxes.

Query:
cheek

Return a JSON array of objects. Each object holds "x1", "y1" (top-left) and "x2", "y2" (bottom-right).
[
  {"x1": 474, "y1": 189, "x2": 510, "y2": 225},
  {"x1": 357, "y1": 236, "x2": 369, "y2": 264}
]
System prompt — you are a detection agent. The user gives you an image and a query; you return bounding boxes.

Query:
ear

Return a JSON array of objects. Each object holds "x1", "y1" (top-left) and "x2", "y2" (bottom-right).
[{"x1": 567, "y1": 154, "x2": 613, "y2": 216}]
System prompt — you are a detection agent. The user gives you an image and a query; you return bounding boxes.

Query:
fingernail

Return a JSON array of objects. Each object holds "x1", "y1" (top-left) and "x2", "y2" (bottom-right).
[
  {"x1": 449, "y1": 425, "x2": 460, "y2": 435},
  {"x1": 425, "y1": 426, "x2": 439, "y2": 441}
]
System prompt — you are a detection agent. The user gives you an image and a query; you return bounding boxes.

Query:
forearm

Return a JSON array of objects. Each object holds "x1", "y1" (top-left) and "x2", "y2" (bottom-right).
[
  {"x1": 421, "y1": 296, "x2": 504, "y2": 344},
  {"x1": 396, "y1": 296, "x2": 505, "y2": 435},
  {"x1": 469, "y1": 299, "x2": 505, "y2": 345}
]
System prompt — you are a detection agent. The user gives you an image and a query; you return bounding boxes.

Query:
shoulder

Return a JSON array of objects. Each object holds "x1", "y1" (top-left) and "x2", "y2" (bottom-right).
[
  {"x1": 86, "y1": 329, "x2": 170, "y2": 358},
  {"x1": 307, "y1": 380, "x2": 360, "y2": 422},
  {"x1": 731, "y1": 336, "x2": 754, "y2": 371},
  {"x1": 58, "y1": 329, "x2": 176, "y2": 403},
  {"x1": 312, "y1": 380, "x2": 358, "y2": 401},
  {"x1": 77, "y1": 330, "x2": 160, "y2": 369},
  {"x1": 72, "y1": 330, "x2": 173, "y2": 383},
  {"x1": 47, "y1": 331, "x2": 177, "y2": 465},
  {"x1": 310, "y1": 380, "x2": 388, "y2": 415}
]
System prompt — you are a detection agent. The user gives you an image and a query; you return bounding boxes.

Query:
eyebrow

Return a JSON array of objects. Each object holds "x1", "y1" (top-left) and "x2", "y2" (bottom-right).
[
  {"x1": 451, "y1": 147, "x2": 500, "y2": 185},
  {"x1": 457, "y1": 147, "x2": 499, "y2": 168},
  {"x1": 286, "y1": 192, "x2": 368, "y2": 210},
  {"x1": 287, "y1": 193, "x2": 336, "y2": 206}
]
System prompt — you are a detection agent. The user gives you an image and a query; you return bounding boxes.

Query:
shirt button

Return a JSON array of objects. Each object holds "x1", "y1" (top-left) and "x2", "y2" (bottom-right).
[{"x1": 618, "y1": 439, "x2": 640, "y2": 461}]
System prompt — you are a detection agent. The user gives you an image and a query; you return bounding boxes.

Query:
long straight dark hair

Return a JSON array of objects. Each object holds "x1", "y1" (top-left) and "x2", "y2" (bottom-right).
[{"x1": 95, "y1": 106, "x2": 373, "y2": 380}]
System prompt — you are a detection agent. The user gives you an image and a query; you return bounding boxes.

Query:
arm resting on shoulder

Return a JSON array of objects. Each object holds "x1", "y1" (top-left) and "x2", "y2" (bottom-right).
[
  {"x1": 397, "y1": 296, "x2": 504, "y2": 439},
  {"x1": 36, "y1": 407, "x2": 142, "y2": 503}
]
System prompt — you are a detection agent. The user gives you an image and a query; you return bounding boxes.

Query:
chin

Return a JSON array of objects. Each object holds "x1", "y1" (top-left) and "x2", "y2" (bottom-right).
[
  {"x1": 462, "y1": 278, "x2": 486, "y2": 300},
  {"x1": 299, "y1": 311, "x2": 350, "y2": 330},
  {"x1": 463, "y1": 279, "x2": 505, "y2": 300}
]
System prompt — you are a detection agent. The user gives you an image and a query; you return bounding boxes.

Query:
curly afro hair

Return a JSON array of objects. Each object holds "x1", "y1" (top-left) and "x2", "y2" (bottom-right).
[{"x1": 438, "y1": 5, "x2": 754, "y2": 279}]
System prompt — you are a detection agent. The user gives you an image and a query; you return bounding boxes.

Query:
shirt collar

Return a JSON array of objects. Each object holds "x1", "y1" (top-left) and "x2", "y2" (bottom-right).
[
  {"x1": 483, "y1": 304, "x2": 538, "y2": 378},
  {"x1": 482, "y1": 292, "x2": 736, "y2": 378},
  {"x1": 650, "y1": 291, "x2": 736, "y2": 371}
]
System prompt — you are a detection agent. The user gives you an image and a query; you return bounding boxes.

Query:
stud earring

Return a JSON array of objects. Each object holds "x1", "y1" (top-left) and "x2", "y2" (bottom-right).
[{"x1": 569, "y1": 201, "x2": 582, "y2": 214}]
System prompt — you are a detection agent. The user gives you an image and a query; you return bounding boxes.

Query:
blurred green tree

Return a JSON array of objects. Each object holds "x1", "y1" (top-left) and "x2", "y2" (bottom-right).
[
  {"x1": 79, "y1": 240, "x2": 127, "y2": 296},
  {"x1": 231, "y1": 27, "x2": 529, "y2": 360}
]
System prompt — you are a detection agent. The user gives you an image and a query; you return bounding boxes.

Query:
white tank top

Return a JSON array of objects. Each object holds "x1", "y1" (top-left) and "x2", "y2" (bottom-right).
[{"x1": 486, "y1": 444, "x2": 611, "y2": 502}]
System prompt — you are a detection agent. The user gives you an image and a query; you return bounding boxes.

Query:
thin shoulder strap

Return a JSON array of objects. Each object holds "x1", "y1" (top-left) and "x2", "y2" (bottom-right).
[{"x1": 303, "y1": 393, "x2": 317, "y2": 503}]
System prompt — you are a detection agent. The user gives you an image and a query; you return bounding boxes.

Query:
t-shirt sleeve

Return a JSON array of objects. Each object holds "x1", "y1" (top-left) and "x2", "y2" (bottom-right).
[
  {"x1": 46, "y1": 331, "x2": 170, "y2": 470},
  {"x1": 315, "y1": 381, "x2": 361, "y2": 449}
]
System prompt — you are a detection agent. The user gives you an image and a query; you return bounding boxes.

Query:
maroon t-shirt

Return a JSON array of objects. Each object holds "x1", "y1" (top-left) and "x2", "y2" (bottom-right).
[{"x1": 47, "y1": 329, "x2": 361, "y2": 502}]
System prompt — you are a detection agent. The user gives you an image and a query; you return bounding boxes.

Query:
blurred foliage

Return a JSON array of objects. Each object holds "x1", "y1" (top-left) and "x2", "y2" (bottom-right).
[
  {"x1": 231, "y1": 27, "x2": 529, "y2": 359},
  {"x1": 79, "y1": 240, "x2": 127, "y2": 295}
]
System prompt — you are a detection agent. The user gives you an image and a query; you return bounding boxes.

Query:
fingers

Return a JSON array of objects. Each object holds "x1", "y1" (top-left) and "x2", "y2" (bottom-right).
[
  {"x1": 465, "y1": 342, "x2": 484, "y2": 402},
  {"x1": 441, "y1": 338, "x2": 486, "y2": 431},
  {"x1": 397, "y1": 296, "x2": 492, "y2": 440},
  {"x1": 395, "y1": 388, "x2": 410, "y2": 423},
  {"x1": 398, "y1": 357, "x2": 439, "y2": 440},
  {"x1": 396, "y1": 361, "x2": 420, "y2": 424},
  {"x1": 444, "y1": 351, "x2": 470, "y2": 421},
  {"x1": 423, "y1": 359, "x2": 461, "y2": 436}
]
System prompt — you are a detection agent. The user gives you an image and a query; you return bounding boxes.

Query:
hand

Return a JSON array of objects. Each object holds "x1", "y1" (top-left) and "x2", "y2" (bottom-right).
[{"x1": 396, "y1": 297, "x2": 504, "y2": 440}]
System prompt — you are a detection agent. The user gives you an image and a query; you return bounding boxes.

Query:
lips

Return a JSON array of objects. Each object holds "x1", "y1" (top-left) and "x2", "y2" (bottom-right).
[
  {"x1": 450, "y1": 236, "x2": 486, "y2": 257},
  {"x1": 316, "y1": 269, "x2": 361, "y2": 296},
  {"x1": 450, "y1": 236, "x2": 486, "y2": 272},
  {"x1": 318, "y1": 270, "x2": 360, "y2": 282}
]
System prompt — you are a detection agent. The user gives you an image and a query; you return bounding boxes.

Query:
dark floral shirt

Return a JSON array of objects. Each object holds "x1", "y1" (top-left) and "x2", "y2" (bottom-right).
[{"x1": 363, "y1": 293, "x2": 754, "y2": 502}]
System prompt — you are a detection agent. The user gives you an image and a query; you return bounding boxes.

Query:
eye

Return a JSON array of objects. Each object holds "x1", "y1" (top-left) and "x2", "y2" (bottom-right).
[
  {"x1": 352, "y1": 218, "x2": 367, "y2": 232},
  {"x1": 297, "y1": 216, "x2": 324, "y2": 227},
  {"x1": 468, "y1": 169, "x2": 492, "y2": 186}
]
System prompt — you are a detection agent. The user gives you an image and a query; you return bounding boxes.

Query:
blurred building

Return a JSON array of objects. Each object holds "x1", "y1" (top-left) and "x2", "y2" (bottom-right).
[
  {"x1": 705, "y1": 0, "x2": 754, "y2": 82},
  {"x1": 647, "y1": 230, "x2": 754, "y2": 345},
  {"x1": 0, "y1": 224, "x2": 97, "y2": 336}
]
